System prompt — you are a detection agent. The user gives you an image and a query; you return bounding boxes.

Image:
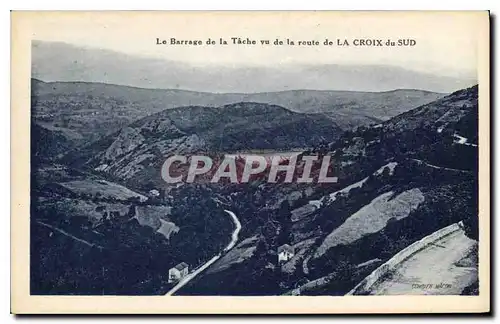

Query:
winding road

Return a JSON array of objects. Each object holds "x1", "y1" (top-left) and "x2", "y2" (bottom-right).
[{"x1": 165, "y1": 209, "x2": 241, "y2": 296}]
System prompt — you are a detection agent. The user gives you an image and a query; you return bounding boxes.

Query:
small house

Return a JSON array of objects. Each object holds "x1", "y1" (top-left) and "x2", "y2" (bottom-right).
[
  {"x1": 278, "y1": 244, "x2": 295, "y2": 264},
  {"x1": 168, "y1": 262, "x2": 189, "y2": 283},
  {"x1": 149, "y1": 189, "x2": 160, "y2": 197}
]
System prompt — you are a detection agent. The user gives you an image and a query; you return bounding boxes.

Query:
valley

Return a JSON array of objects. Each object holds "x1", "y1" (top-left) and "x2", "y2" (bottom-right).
[
  {"x1": 30, "y1": 163, "x2": 234, "y2": 295},
  {"x1": 165, "y1": 210, "x2": 241, "y2": 296},
  {"x1": 31, "y1": 77, "x2": 445, "y2": 157},
  {"x1": 30, "y1": 81, "x2": 479, "y2": 296}
]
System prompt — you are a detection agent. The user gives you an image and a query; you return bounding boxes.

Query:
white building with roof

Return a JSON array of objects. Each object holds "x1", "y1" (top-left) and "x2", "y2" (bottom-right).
[
  {"x1": 168, "y1": 262, "x2": 189, "y2": 283},
  {"x1": 278, "y1": 244, "x2": 295, "y2": 264}
]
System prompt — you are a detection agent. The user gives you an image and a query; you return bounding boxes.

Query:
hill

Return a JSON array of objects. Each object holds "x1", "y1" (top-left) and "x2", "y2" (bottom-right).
[
  {"x1": 177, "y1": 85, "x2": 479, "y2": 296},
  {"x1": 31, "y1": 78, "x2": 445, "y2": 154},
  {"x1": 30, "y1": 81, "x2": 479, "y2": 296},
  {"x1": 65, "y1": 102, "x2": 343, "y2": 186}
]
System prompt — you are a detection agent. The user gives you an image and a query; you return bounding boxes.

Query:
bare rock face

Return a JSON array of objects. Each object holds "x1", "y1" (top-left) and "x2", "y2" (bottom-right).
[
  {"x1": 154, "y1": 134, "x2": 205, "y2": 155},
  {"x1": 104, "y1": 127, "x2": 145, "y2": 161},
  {"x1": 74, "y1": 102, "x2": 344, "y2": 185},
  {"x1": 101, "y1": 133, "x2": 205, "y2": 180},
  {"x1": 139, "y1": 117, "x2": 184, "y2": 137}
]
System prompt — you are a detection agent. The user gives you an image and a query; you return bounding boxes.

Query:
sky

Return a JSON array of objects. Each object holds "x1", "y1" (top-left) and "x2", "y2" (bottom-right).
[{"x1": 23, "y1": 11, "x2": 485, "y2": 78}]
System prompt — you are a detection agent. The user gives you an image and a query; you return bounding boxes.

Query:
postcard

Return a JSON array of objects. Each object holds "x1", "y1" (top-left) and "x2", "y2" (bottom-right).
[{"x1": 11, "y1": 11, "x2": 490, "y2": 314}]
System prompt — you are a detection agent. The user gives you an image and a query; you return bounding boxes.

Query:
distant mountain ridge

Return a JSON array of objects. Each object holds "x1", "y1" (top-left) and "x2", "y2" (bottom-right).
[
  {"x1": 31, "y1": 78, "x2": 445, "y2": 150},
  {"x1": 32, "y1": 40, "x2": 476, "y2": 93}
]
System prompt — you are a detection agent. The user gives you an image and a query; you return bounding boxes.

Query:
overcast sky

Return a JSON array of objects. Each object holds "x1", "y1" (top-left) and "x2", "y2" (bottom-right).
[{"x1": 27, "y1": 11, "x2": 484, "y2": 78}]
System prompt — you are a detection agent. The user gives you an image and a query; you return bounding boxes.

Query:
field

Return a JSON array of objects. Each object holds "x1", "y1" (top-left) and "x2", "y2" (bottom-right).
[
  {"x1": 36, "y1": 197, "x2": 131, "y2": 224},
  {"x1": 315, "y1": 188, "x2": 425, "y2": 257}
]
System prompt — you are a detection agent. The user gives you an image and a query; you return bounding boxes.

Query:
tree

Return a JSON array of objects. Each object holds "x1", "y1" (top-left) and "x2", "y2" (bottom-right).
[
  {"x1": 462, "y1": 214, "x2": 479, "y2": 241},
  {"x1": 276, "y1": 200, "x2": 292, "y2": 245},
  {"x1": 381, "y1": 166, "x2": 391, "y2": 178}
]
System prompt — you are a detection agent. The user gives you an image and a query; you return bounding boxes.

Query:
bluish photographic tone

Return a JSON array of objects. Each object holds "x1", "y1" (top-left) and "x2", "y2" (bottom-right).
[{"x1": 30, "y1": 40, "x2": 479, "y2": 297}]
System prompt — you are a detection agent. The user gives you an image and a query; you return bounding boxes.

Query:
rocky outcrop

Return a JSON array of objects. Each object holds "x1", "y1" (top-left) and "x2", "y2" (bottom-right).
[{"x1": 104, "y1": 127, "x2": 145, "y2": 161}]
